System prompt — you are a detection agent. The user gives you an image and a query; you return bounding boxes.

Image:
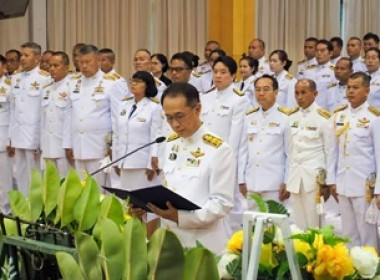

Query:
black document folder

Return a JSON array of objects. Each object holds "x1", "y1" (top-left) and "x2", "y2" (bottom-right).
[{"x1": 103, "y1": 185, "x2": 201, "y2": 213}]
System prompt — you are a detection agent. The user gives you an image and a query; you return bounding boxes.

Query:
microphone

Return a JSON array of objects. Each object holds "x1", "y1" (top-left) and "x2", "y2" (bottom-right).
[{"x1": 90, "y1": 136, "x2": 166, "y2": 176}]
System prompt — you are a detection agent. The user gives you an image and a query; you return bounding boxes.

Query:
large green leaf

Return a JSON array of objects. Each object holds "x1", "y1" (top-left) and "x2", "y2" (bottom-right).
[
  {"x1": 8, "y1": 190, "x2": 31, "y2": 220},
  {"x1": 29, "y1": 168, "x2": 43, "y2": 222},
  {"x1": 266, "y1": 200, "x2": 289, "y2": 215},
  {"x1": 147, "y1": 228, "x2": 184, "y2": 280},
  {"x1": 56, "y1": 252, "x2": 84, "y2": 280},
  {"x1": 93, "y1": 195, "x2": 124, "y2": 239},
  {"x1": 123, "y1": 218, "x2": 147, "y2": 280},
  {"x1": 182, "y1": 247, "x2": 218, "y2": 280},
  {"x1": 100, "y1": 218, "x2": 125, "y2": 280},
  {"x1": 42, "y1": 160, "x2": 61, "y2": 216},
  {"x1": 248, "y1": 194, "x2": 268, "y2": 212},
  {"x1": 75, "y1": 232, "x2": 103, "y2": 280},
  {"x1": 74, "y1": 177, "x2": 100, "y2": 231},
  {"x1": 57, "y1": 168, "x2": 83, "y2": 228}
]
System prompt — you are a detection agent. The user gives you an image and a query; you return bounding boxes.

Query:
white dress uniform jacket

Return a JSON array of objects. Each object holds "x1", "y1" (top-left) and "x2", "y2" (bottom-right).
[
  {"x1": 41, "y1": 76, "x2": 71, "y2": 159},
  {"x1": 235, "y1": 75, "x2": 257, "y2": 107},
  {"x1": 196, "y1": 61, "x2": 212, "y2": 75},
  {"x1": 286, "y1": 102, "x2": 334, "y2": 193},
  {"x1": 331, "y1": 103, "x2": 379, "y2": 197},
  {"x1": 374, "y1": 117, "x2": 380, "y2": 194},
  {"x1": 0, "y1": 75, "x2": 11, "y2": 151},
  {"x1": 188, "y1": 71, "x2": 203, "y2": 93},
  {"x1": 351, "y1": 57, "x2": 367, "y2": 73},
  {"x1": 161, "y1": 125, "x2": 235, "y2": 253},
  {"x1": 9, "y1": 67, "x2": 51, "y2": 149},
  {"x1": 64, "y1": 70, "x2": 126, "y2": 160},
  {"x1": 326, "y1": 83, "x2": 348, "y2": 113},
  {"x1": 200, "y1": 83, "x2": 249, "y2": 157},
  {"x1": 368, "y1": 69, "x2": 380, "y2": 109},
  {"x1": 200, "y1": 70, "x2": 214, "y2": 94},
  {"x1": 274, "y1": 70, "x2": 297, "y2": 108},
  {"x1": 303, "y1": 62, "x2": 337, "y2": 110},
  {"x1": 113, "y1": 97, "x2": 162, "y2": 169},
  {"x1": 297, "y1": 57, "x2": 317, "y2": 79},
  {"x1": 254, "y1": 57, "x2": 272, "y2": 79},
  {"x1": 238, "y1": 104, "x2": 289, "y2": 192}
]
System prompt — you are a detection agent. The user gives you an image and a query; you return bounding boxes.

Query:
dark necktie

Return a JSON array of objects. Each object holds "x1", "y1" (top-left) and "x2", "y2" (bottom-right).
[
  {"x1": 240, "y1": 81, "x2": 245, "y2": 91},
  {"x1": 129, "y1": 104, "x2": 137, "y2": 119}
]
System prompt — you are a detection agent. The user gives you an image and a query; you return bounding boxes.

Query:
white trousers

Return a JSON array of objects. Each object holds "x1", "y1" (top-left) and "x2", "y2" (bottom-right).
[
  {"x1": 120, "y1": 168, "x2": 162, "y2": 190},
  {"x1": 339, "y1": 195, "x2": 378, "y2": 249},
  {"x1": 14, "y1": 149, "x2": 40, "y2": 196},
  {"x1": 42, "y1": 157, "x2": 70, "y2": 178},
  {"x1": 75, "y1": 159, "x2": 105, "y2": 191},
  {"x1": 0, "y1": 152, "x2": 12, "y2": 213},
  {"x1": 290, "y1": 182, "x2": 319, "y2": 230}
]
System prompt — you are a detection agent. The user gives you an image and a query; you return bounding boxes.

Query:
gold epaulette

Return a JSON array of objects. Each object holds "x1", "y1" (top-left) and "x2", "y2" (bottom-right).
[
  {"x1": 167, "y1": 133, "x2": 179, "y2": 142},
  {"x1": 368, "y1": 105, "x2": 380, "y2": 117},
  {"x1": 198, "y1": 69, "x2": 211, "y2": 75},
  {"x1": 298, "y1": 59, "x2": 306, "y2": 65},
  {"x1": 71, "y1": 73, "x2": 82, "y2": 80},
  {"x1": 43, "y1": 81, "x2": 53, "y2": 89},
  {"x1": 39, "y1": 69, "x2": 50, "y2": 77},
  {"x1": 112, "y1": 72, "x2": 122, "y2": 79},
  {"x1": 246, "y1": 107, "x2": 259, "y2": 115},
  {"x1": 264, "y1": 59, "x2": 269, "y2": 63},
  {"x1": 103, "y1": 73, "x2": 117, "y2": 81},
  {"x1": 334, "y1": 104, "x2": 348, "y2": 113},
  {"x1": 205, "y1": 86, "x2": 215, "y2": 94},
  {"x1": 5, "y1": 78, "x2": 11, "y2": 86},
  {"x1": 287, "y1": 106, "x2": 300, "y2": 115},
  {"x1": 202, "y1": 133, "x2": 223, "y2": 148},
  {"x1": 278, "y1": 106, "x2": 289, "y2": 115},
  {"x1": 233, "y1": 87, "x2": 244, "y2": 96},
  {"x1": 329, "y1": 65, "x2": 335, "y2": 71},
  {"x1": 317, "y1": 107, "x2": 331, "y2": 119},
  {"x1": 285, "y1": 73, "x2": 294, "y2": 80},
  {"x1": 68, "y1": 66, "x2": 75, "y2": 73},
  {"x1": 122, "y1": 96, "x2": 133, "y2": 102},
  {"x1": 150, "y1": 97, "x2": 159, "y2": 103},
  {"x1": 154, "y1": 77, "x2": 162, "y2": 86},
  {"x1": 192, "y1": 71, "x2": 201, "y2": 78},
  {"x1": 306, "y1": 64, "x2": 317, "y2": 70},
  {"x1": 327, "y1": 82, "x2": 337, "y2": 89},
  {"x1": 13, "y1": 68, "x2": 22, "y2": 75}
]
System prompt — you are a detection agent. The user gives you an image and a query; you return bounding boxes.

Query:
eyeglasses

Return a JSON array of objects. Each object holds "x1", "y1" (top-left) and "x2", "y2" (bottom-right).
[
  {"x1": 129, "y1": 78, "x2": 144, "y2": 84},
  {"x1": 168, "y1": 67, "x2": 190, "y2": 73},
  {"x1": 166, "y1": 105, "x2": 197, "y2": 124},
  {"x1": 255, "y1": 87, "x2": 273, "y2": 93}
]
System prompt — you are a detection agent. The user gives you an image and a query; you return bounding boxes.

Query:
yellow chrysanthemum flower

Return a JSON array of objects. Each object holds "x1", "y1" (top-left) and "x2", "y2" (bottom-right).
[
  {"x1": 314, "y1": 243, "x2": 354, "y2": 280},
  {"x1": 227, "y1": 230, "x2": 243, "y2": 253},
  {"x1": 293, "y1": 239, "x2": 313, "y2": 260}
]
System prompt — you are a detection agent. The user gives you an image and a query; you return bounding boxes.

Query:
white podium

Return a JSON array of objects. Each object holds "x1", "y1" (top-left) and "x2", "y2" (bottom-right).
[{"x1": 242, "y1": 211, "x2": 302, "y2": 280}]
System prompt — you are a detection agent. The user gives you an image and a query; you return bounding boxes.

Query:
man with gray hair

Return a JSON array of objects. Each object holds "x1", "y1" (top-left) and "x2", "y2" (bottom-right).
[{"x1": 8, "y1": 42, "x2": 51, "y2": 195}]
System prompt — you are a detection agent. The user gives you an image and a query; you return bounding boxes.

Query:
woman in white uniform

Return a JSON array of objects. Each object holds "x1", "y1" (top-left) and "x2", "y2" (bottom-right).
[
  {"x1": 269, "y1": 50, "x2": 297, "y2": 108},
  {"x1": 236, "y1": 55, "x2": 259, "y2": 106},
  {"x1": 113, "y1": 71, "x2": 163, "y2": 191}
]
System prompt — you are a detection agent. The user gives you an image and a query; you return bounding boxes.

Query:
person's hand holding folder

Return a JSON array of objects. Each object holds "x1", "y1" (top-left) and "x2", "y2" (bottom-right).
[{"x1": 147, "y1": 201, "x2": 178, "y2": 223}]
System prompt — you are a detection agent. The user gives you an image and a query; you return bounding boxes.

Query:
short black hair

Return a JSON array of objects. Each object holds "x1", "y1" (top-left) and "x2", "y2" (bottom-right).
[
  {"x1": 0, "y1": 55, "x2": 6, "y2": 65},
  {"x1": 330, "y1": 37, "x2": 343, "y2": 48},
  {"x1": 348, "y1": 37, "x2": 362, "y2": 44},
  {"x1": 152, "y1": 53, "x2": 169, "y2": 73},
  {"x1": 317, "y1": 39, "x2": 333, "y2": 52},
  {"x1": 213, "y1": 56, "x2": 237, "y2": 75},
  {"x1": 52, "y1": 51, "x2": 70, "y2": 66},
  {"x1": 253, "y1": 38, "x2": 265, "y2": 49},
  {"x1": 365, "y1": 47, "x2": 380, "y2": 59},
  {"x1": 336, "y1": 57, "x2": 353, "y2": 69},
  {"x1": 206, "y1": 40, "x2": 220, "y2": 48},
  {"x1": 131, "y1": 71, "x2": 158, "y2": 98},
  {"x1": 79, "y1": 45, "x2": 98, "y2": 55},
  {"x1": 5, "y1": 49, "x2": 21, "y2": 60},
  {"x1": 99, "y1": 48, "x2": 115, "y2": 63},
  {"x1": 239, "y1": 55, "x2": 258, "y2": 76},
  {"x1": 269, "y1": 50, "x2": 292, "y2": 71},
  {"x1": 171, "y1": 52, "x2": 193, "y2": 69},
  {"x1": 363, "y1": 32, "x2": 380, "y2": 44},
  {"x1": 161, "y1": 82, "x2": 200, "y2": 107},
  {"x1": 305, "y1": 37, "x2": 318, "y2": 44},
  {"x1": 349, "y1": 72, "x2": 371, "y2": 87},
  {"x1": 21, "y1": 42, "x2": 42, "y2": 55},
  {"x1": 43, "y1": 50, "x2": 54, "y2": 56},
  {"x1": 210, "y1": 49, "x2": 226, "y2": 57},
  {"x1": 297, "y1": 78, "x2": 317, "y2": 91},
  {"x1": 254, "y1": 74, "x2": 279, "y2": 91}
]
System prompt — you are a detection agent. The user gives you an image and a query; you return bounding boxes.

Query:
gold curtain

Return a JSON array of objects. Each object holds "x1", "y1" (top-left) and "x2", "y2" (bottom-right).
[
  {"x1": 47, "y1": 0, "x2": 207, "y2": 79},
  {"x1": 345, "y1": 0, "x2": 380, "y2": 38},
  {"x1": 255, "y1": 0, "x2": 341, "y2": 74}
]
